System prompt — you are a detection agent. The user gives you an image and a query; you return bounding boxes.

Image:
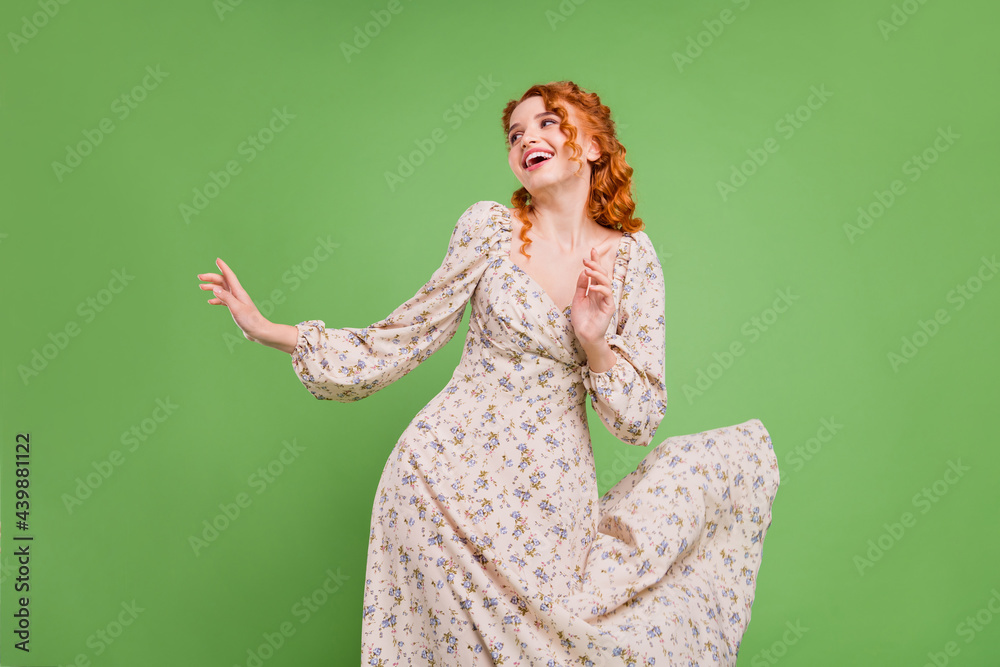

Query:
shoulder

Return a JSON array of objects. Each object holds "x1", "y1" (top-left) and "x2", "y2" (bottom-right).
[
  {"x1": 448, "y1": 201, "x2": 510, "y2": 254},
  {"x1": 454, "y1": 200, "x2": 511, "y2": 239},
  {"x1": 455, "y1": 201, "x2": 511, "y2": 228},
  {"x1": 626, "y1": 229, "x2": 658, "y2": 263},
  {"x1": 624, "y1": 229, "x2": 664, "y2": 283}
]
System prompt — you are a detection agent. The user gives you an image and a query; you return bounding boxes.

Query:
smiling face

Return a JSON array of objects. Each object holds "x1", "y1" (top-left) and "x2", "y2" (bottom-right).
[{"x1": 506, "y1": 95, "x2": 601, "y2": 196}]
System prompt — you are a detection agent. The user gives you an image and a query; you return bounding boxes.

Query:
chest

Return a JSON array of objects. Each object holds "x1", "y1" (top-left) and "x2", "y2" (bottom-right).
[{"x1": 509, "y1": 244, "x2": 618, "y2": 313}]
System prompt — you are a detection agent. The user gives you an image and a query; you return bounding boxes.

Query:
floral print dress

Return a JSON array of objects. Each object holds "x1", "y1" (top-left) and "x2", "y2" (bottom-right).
[{"x1": 291, "y1": 200, "x2": 780, "y2": 666}]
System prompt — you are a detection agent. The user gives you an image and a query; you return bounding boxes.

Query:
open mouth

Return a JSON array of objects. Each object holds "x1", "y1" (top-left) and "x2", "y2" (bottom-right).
[{"x1": 523, "y1": 150, "x2": 554, "y2": 171}]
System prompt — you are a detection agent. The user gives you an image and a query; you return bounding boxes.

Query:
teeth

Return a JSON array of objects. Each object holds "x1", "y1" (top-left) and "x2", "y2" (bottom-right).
[{"x1": 524, "y1": 150, "x2": 554, "y2": 167}]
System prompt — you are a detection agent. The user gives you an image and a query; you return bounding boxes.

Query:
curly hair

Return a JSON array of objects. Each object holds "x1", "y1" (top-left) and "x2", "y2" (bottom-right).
[{"x1": 501, "y1": 80, "x2": 643, "y2": 259}]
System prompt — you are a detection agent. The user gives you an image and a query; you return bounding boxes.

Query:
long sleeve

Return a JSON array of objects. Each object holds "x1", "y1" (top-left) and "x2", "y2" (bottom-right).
[
  {"x1": 291, "y1": 201, "x2": 495, "y2": 402},
  {"x1": 580, "y1": 232, "x2": 668, "y2": 446}
]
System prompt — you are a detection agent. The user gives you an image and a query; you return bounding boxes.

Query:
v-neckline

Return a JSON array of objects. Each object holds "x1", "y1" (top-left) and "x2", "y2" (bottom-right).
[{"x1": 496, "y1": 205, "x2": 630, "y2": 318}]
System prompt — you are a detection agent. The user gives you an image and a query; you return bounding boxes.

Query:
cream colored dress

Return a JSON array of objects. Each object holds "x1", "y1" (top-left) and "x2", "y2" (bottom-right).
[{"x1": 291, "y1": 200, "x2": 780, "y2": 666}]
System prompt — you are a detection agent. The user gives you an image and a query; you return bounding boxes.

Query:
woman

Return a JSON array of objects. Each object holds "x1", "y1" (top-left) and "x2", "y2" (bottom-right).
[{"x1": 198, "y1": 81, "x2": 779, "y2": 666}]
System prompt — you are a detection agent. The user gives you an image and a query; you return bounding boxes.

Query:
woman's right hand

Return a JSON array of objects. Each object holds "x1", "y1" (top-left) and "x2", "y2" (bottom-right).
[{"x1": 198, "y1": 258, "x2": 269, "y2": 344}]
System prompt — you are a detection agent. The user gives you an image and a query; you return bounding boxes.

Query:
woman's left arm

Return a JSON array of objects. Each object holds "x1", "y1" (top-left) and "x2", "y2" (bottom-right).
[{"x1": 580, "y1": 233, "x2": 668, "y2": 447}]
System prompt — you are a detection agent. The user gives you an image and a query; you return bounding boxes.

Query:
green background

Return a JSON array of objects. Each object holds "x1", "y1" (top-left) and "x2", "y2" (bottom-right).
[{"x1": 2, "y1": 0, "x2": 998, "y2": 665}]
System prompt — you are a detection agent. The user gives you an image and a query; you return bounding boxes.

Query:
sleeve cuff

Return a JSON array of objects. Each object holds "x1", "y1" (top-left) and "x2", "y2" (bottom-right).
[
  {"x1": 291, "y1": 318, "x2": 322, "y2": 362},
  {"x1": 580, "y1": 334, "x2": 638, "y2": 400},
  {"x1": 290, "y1": 319, "x2": 334, "y2": 399}
]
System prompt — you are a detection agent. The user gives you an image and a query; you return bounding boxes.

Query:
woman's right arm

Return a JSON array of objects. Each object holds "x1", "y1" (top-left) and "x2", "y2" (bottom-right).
[
  {"x1": 285, "y1": 202, "x2": 498, "y2": 402},
  {"x1": 198, "y1": 259, "x2": 304, "y2": 355},
  {"x1": 202, "y1": 202, "x2": 498, "y2": 401},
  {"x1": 255, "y1": 322, "x2": 299, "y2": 355}
]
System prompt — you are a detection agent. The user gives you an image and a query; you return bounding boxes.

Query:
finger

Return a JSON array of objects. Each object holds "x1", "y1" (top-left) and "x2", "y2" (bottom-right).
[
  {"x1": 198, "y1": 275, "x2": 226, "y2": 293},
  {"x1": 585, "y1": 283, "x2": 614, "y2": 307},
  {"x1": 580, "y1": 258, "x2": 609, "y2": 287},
  {"x1": 582, "y1": 266, "x2": 611, "y2": 287},
  {"x1": 215, "y1": 258, "x2": 250, "y2": 301},
  {"x1": 584, "y1": 283, "x2": 612, "y2": 298},
  {"x1": 590, "y1": 246, "x2": 611, "y2": 261},
  {"x1": 210, "y1": 286, "x2": 230, "y2": 306},
  {"x1": 582, "y1": 256, "x2": 610, "y2": 276}
]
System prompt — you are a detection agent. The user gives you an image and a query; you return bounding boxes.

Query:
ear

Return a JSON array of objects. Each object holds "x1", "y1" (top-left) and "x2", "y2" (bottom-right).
[{"x1": 585, "y1": 136, "x2": 601, "y2": 163}]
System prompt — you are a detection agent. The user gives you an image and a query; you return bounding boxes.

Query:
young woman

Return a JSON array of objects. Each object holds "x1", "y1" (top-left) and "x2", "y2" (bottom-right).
[{"x1": 198, "y1": 81, "x2": 779, "y2": 666}]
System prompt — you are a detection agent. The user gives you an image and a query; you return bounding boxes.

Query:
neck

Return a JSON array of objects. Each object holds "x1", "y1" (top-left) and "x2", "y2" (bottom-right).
[{"x1": 525, "y1": 181, "x2": 601, "y2": 252}]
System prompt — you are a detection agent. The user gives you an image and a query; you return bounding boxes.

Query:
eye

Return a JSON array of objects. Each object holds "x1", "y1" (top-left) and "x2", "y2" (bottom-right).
[{"x1": 507, "y1": 118, "x2": 560, "y2": 145}]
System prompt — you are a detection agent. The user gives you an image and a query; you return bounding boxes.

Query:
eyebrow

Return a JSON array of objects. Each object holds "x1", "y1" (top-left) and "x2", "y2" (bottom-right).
[{"x1": 508, "y1": 111, "x2": 559, "y2": 133}]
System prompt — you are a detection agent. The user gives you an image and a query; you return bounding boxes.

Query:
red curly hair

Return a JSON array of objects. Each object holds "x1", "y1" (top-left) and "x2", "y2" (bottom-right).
[{"x1": 501, "y1": 80, "x2": 643, "y2": 259}]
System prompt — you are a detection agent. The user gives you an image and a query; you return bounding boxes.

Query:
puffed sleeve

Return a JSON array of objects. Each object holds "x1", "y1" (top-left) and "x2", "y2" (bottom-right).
[
  {"x1": 290, "y1": 201, "x2": 496, "y2": 402},
  {"x1": 580, "y1": 232, "x2": 668, "y2": 446}
]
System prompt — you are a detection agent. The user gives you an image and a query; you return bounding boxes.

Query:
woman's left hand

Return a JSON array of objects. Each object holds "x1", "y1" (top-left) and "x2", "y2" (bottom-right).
[{"x1": 570, "y1": 247, "x2": 616, "y2": 346}]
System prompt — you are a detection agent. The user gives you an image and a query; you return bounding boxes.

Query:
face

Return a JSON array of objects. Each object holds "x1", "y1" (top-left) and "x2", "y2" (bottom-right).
[{"x1": 506, "y1": 95, "x2": 601, "y2": 195}]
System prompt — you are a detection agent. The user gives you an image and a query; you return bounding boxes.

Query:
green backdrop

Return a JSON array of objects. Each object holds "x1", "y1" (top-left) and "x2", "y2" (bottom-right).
[{"x1": 2, "y1": 0, "x2": 998, "y2": 665}]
